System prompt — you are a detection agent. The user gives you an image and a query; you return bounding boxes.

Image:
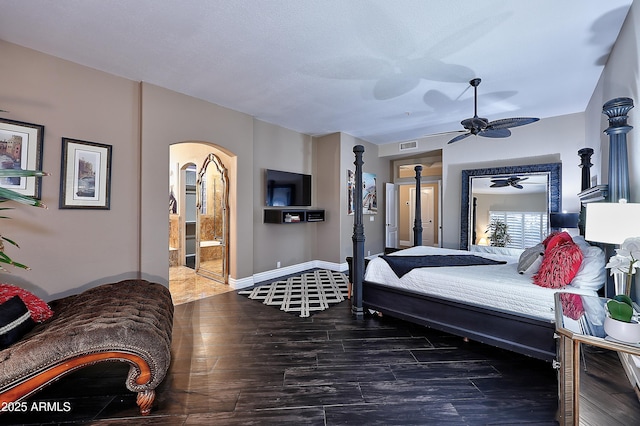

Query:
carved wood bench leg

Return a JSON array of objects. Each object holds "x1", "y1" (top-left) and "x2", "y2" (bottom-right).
[{"x1": 136, "y1": 389, "x2": 155, "y2": 415}]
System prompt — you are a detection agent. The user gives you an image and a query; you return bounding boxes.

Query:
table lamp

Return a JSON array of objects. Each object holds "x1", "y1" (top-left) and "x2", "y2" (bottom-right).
[
  {"x1": 585, "y1": 201, "x2": 640, "y2": 245},
  {"x1": 585, "y1": 201, "x2": 640, "y2": 298}
]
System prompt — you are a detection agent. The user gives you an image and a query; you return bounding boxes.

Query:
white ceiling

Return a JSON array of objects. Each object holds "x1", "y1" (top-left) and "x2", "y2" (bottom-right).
[{"x1": 0, "y1": 0, "x2": 633, "y2": 145}]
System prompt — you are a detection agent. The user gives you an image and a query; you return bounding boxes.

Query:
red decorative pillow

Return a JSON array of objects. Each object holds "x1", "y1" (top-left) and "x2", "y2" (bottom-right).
[
  {"x1": 533, "y1": 241, "x2": 584, "y2": 288},
  {"x1": 0, "y1": 284, "x2": 53, "y2": 322},
  {"x1": 559, "y1": 293, "x2": 585, "y2": 320},
  {"x1": 543, "y1": 231, "x2": 573, "y2": 252}
]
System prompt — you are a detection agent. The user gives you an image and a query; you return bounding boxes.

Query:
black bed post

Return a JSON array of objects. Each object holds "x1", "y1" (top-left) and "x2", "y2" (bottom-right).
[
  {"x1": 352, "y1": 145, "x2": 365, "y2": 319},
  {"x1": 578, "y1": 148, "x2": 594, "y2": 236},
  {"x1": 413, "y1": 165, "x2": 423, "y2": 246}
]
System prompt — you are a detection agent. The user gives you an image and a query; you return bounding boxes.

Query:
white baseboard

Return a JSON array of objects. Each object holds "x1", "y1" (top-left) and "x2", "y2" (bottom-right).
[
  {"x1": 230, "y1": 254, "x2": 383, "y2": 290},
  {"x1": 230, "y1": 259, "x2": 351, "y2": 290},
  {"x1": 228, "y1": 276, "x2": 255, "y2": 290}
]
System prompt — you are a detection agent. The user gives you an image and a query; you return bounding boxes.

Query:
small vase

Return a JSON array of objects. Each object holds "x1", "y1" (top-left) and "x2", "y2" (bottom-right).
[{"x1": 613, "y1": 271, "x2": 634, "y2": 297}]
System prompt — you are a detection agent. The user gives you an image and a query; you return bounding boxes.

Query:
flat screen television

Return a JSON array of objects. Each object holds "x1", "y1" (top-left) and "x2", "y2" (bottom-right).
[{"x1": 265, "y1": 169, "x2": 311, "y2": 207}]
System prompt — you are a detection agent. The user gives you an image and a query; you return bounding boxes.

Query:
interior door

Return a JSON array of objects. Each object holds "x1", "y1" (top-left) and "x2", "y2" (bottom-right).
[
  {"x1": 385, "y1": 183, "x2": 398, "y2": 248},
  {"x1": 409, "y1": 186, "x2": 435, "y2": 246},
  {"x1": 421, "y1": 187, "x2": 435, "y2": 246}
]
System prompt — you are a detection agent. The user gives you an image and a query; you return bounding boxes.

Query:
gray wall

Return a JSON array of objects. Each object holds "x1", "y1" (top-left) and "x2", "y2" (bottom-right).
[{"x1": 585, "y1": 1, "x2": 640, "y2": 202}]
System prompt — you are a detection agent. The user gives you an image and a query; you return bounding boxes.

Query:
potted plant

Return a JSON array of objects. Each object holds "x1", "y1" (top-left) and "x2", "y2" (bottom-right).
[
  {"x1": 605, "y1": 294, "x2": 640, "y2": 343},
  {"x1": 0, "y1": 169, "x2": 48, "y2": 271},
  {"x1": 486, "y1": 218, "x2": 511, "y2": 247},
  {"x1": 606, "y1": 237, "x2": 640, "y2": 297}
]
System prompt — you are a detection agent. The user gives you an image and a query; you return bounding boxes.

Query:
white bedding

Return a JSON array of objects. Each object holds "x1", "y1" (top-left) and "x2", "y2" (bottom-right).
[{"x1": 364, "y1": 245, "x2": 598, "y2": 321}]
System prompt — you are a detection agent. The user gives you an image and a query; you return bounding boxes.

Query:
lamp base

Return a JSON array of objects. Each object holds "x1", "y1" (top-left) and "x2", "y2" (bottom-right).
[{"x1": 614, "y1": 272, "x2": 633, "y2": 298}]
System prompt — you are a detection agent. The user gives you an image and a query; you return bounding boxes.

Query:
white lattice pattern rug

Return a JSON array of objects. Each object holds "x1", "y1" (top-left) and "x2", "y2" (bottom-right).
[{"x1": 239, "y1": 269, "x2": 349, "y2": 318}]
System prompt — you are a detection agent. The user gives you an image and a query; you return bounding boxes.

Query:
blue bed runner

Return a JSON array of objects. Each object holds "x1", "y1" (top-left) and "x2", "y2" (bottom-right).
[{"x1": 380, "y1": 254, "x2": 507, "y2": 278}]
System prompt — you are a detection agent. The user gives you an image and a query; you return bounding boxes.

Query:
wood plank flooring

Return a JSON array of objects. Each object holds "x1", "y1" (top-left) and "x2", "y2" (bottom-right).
[{"x1": 3, "y1": 285, "x2": 639, "y2": 424}]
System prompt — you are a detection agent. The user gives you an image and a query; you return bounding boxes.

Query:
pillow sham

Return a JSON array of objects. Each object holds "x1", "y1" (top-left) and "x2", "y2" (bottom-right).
[
  {"x1": 570, "y1": 245, "x2": 606, "y2": 291},
  {"x1": 0, "y1": 296, "x2": 36, "y2": 349},
  {"x1": 0, "y1": 284, "x2": 53, "y2": 323},
  {"x1": 533, "y1": 240, "x2": 583, "y2": 288},
  {"x1": 518, "y1": 243, "x2": 545, "y2": 274}
]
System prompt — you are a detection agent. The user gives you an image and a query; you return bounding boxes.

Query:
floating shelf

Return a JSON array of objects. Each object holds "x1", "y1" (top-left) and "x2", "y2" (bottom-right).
[{"x1": 264, "y1": 209, "x2": 325, "y2": 224}]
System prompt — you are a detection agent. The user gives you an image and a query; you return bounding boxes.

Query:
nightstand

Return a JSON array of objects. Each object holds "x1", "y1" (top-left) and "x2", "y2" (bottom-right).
[{"x1": 554, "y1": 293, "x2": 640, "y2": 425}]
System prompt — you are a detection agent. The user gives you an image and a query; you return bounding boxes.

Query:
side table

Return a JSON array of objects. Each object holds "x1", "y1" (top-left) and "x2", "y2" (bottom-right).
[{"x1": 554, "y1": 292, "x2": 640, "y2": 425}]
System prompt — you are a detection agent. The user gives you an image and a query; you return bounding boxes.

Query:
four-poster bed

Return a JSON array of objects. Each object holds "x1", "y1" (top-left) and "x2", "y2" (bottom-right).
[{"x1": 350, "y1": 145, "x2": 606, "y2": 362}]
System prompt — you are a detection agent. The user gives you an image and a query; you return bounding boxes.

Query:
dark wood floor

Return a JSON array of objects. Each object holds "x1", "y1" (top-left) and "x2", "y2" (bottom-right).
[{"x1": 3, "y1": 288, "x2": 640, "y2": 425}]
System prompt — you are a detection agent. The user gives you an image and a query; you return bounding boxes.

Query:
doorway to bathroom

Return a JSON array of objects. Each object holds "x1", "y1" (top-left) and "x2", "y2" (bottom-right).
[{"x1": 169, "y1": 142, "x2": 232, "y2": 304}]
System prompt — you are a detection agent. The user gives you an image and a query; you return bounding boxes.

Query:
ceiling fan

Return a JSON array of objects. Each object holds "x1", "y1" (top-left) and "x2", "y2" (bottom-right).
[
  {"x1": 490, "y1": 176, "x2": 529, "y2": 189},
  {"x1": 448, "y1": 78, "x2": 539, "y2": 144}
]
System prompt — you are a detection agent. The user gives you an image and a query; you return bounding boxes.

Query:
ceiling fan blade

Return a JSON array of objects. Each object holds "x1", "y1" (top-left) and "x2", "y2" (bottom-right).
[
  {"x1": 423, "y1": 129, "x2": 466, "y2": 137},
  {"x1": 512, "y1": 184, "x2": 524, "y2": 189},
  {"x1": 487, "y1": 117, "x2": 540, "y2": 130},
  {"x1": 447, "y1": 132, "x2": 471, "y2": 144},
  {"x1": 478, "y1": 128, "x2": 511, "y2": 138},
  {"x1": 490, "y1": 182, "x2": 508, "y2": 187}
]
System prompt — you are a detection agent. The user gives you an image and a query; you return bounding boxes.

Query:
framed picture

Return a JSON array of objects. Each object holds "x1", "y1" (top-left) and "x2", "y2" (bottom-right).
[
  {"x1": 0, "y1": 118, "x2": 44, "y2": 199},
  {"x1": 59, "y1": 138, "x2": 112, "y2": 209},
  {"x1": 347, "y1": 170, "x2": 377, "y2": 215}
]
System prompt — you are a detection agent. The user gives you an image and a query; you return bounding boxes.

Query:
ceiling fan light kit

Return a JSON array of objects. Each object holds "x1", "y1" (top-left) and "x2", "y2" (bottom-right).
[{"x1": 448, "y1": 78, "x2": 539, "y2": 144}]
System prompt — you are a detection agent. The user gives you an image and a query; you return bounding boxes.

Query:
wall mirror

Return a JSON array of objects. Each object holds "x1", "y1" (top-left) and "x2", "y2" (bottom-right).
[
  {"x1": 196, "y1": 153, "x2": 229, "y2": 283},
  {"x1": 460, "y1": 163, "x2": 561, "y2": 250}
]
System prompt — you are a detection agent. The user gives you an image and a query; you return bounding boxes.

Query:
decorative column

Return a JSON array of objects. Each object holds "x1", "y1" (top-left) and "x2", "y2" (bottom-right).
[
  {"x1": 351, "y1": 145, "x2": 365, "y2": 319},
  {"x1": 413, "y1": 165, "x2": 423, "y2": 246},
  {"x1": 603, "y1": 97, "x2": 634, "y2": 202}
]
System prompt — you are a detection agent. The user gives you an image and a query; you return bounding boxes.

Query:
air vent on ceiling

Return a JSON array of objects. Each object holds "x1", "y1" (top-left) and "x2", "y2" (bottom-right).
[{"x1": 399, "y1": 140, "x2": 418, "y2": 151}]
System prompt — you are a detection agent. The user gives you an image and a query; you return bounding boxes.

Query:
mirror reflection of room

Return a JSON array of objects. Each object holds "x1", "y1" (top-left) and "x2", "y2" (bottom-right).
[{"x1": 471, "y1": 173, "x2": 549, "y2": 249}]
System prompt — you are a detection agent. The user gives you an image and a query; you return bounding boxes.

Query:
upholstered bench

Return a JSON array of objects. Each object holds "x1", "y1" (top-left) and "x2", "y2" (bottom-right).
[{"x1": 0, "y1": 279, "x2": 173, "y2": 416}]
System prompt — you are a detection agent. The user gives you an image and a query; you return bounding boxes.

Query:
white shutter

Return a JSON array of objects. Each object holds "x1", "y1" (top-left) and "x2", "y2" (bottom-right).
[{"x1": 488, "y1": 211, "x2": 547, "y2": 249}]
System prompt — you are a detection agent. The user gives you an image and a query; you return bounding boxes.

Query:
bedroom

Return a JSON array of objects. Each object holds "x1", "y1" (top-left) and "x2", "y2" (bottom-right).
[{"x1": 0, "y1": 0, "x2": 639, "y2": 423}]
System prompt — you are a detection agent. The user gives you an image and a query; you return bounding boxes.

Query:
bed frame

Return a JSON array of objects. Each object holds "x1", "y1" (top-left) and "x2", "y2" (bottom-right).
[{"x1": 350, "y1": 145, "x2": 557, "y2": 362}]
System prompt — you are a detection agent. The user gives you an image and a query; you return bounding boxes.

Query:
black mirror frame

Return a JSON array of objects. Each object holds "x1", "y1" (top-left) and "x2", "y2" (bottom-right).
[{"x1": 460, "y1": 162, "x2": 562, "y2": 250}]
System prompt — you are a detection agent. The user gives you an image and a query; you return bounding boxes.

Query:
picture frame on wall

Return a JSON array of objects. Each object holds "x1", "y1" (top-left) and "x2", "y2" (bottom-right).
[
  {"x1": 59, "y1": 137, "x2": 112, "y2": 209},
  {"x1": 347, "y1": 170, "x2": 377, "y2": 215},
  {"x1": 0, "y1": 118, "x2": 45, "y2": 199}
]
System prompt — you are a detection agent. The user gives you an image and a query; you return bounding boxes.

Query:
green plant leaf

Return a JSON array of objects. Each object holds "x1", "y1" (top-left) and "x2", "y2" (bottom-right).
[
  {"x1": 0, "y1": 168, "x2": 48, "y2": 272},
  {"x1": 613, "y1": 294, "x2": 634, "y2": 307},
  {"x1": 1, "y1": 236, "x2": 19, "y2": 247},
  {"x1": 0, "y1": 170, "x2": 48, "y2": 178},
  {"x1": 607, "y1": 299, "x2": 634, "y2": 322},
  {"x1": 0, "y1": 187, "x2": 45, "y2": 208}
]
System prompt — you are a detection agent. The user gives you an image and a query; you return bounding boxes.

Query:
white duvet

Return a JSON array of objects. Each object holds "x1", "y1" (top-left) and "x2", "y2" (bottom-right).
[{"x1": 364, "y1": 245, "x2": 598, "y2": 321}]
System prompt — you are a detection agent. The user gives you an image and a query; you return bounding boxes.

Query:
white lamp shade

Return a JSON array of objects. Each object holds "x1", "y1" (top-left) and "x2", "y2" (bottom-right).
[{"x1": 585, "y1": 202, "x2": 640, "y2": 245}]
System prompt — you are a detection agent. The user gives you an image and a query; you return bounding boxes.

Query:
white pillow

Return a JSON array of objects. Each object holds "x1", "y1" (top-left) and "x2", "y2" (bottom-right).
[{"x1": 570, "y1": 243, "x2": 605, "y2": 291}]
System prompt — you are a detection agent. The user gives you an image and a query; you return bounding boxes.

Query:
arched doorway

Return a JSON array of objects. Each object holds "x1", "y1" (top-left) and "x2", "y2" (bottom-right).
[{"x1": 169, "y1": 142, "x2": 233, "y2": 304}]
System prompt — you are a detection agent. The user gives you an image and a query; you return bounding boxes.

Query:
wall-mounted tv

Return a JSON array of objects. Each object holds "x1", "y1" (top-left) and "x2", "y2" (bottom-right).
[{"x1": 265, "y1": 169, "x2": 312, "y2": 207}]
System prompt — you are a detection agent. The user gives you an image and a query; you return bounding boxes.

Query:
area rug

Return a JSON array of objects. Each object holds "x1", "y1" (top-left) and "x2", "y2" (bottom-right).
[{"x1": 238, "y1": 269, "x2": 349, "y2": 318}]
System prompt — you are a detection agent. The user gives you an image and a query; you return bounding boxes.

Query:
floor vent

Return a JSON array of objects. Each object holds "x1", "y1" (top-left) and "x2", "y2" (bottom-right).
[{"x1": 399, "y1": 140, "x2": 418, "y2": 151}]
